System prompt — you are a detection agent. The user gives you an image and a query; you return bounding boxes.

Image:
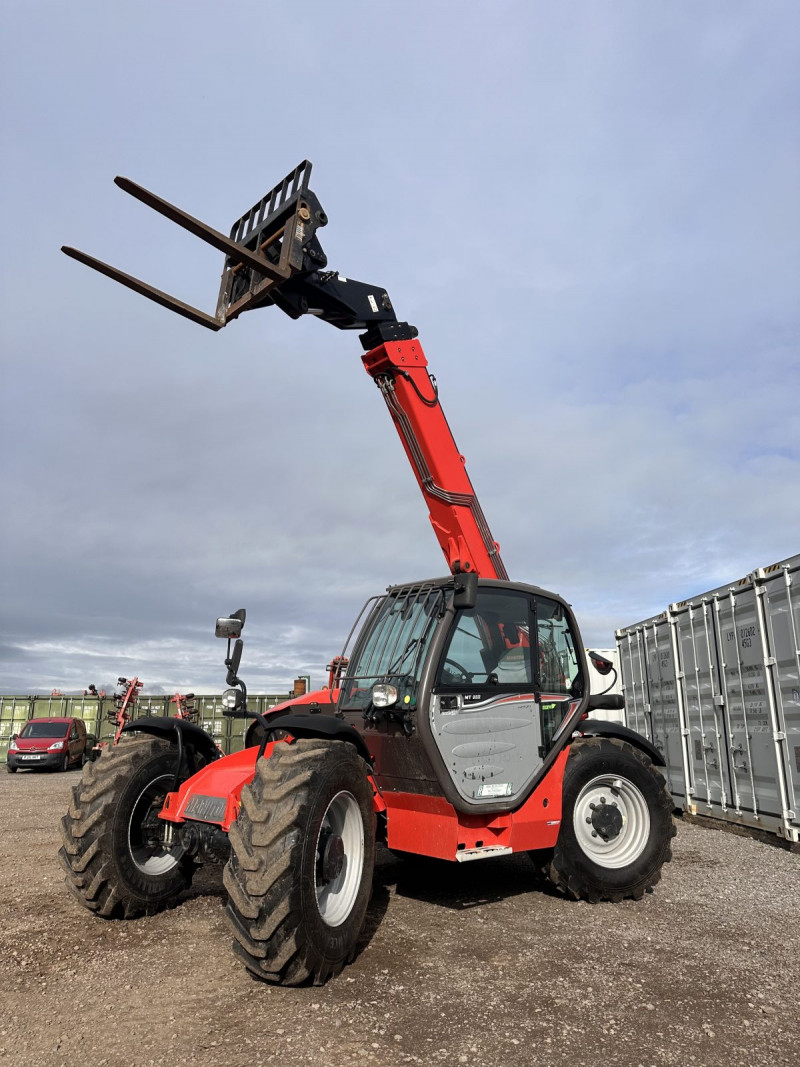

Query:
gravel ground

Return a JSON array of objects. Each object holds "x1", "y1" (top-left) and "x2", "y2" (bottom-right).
[{"x1": 1, "y1": 767, "x2": 798, "y2": 1067}]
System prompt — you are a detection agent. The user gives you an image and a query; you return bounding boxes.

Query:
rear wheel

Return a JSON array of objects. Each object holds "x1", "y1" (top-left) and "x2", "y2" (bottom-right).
[
  {"x1": 224, "y1": 739, "x2": 376, "y2": 985},
  {"x1": 547, "y1": 737, "x2": 675, "y2": 902},
  {"x1": 59, "y1": 736, "x2": 194, "y2": 918}
]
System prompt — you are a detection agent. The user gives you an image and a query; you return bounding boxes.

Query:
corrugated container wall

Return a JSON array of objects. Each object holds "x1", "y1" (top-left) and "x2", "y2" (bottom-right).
[{"x1": 616, "y1": 554, "x2": 799, "y2": 843}]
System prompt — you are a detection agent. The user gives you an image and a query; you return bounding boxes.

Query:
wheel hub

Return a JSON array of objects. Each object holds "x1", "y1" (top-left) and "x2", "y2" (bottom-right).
[
  {"x1": 318, "y1": 830, "x2": 345, "y2": 884},
  {"x1": 573, "y1": 773, "x2": 651, "y2": 869},
  {"x1": 590, "y1": 798, "x2": 623, "y2": 841},
  {"x1": 129, "y1": 773, "x2": 185, "y2": 876},
  {"x1": 314, "y1": 790, "x2": 364, "y2": 927}
]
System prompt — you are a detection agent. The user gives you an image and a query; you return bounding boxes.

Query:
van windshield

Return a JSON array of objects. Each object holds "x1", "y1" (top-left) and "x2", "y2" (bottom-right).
[{"x1": 20, "y1": 721, "x2": 69, "y2": 738}]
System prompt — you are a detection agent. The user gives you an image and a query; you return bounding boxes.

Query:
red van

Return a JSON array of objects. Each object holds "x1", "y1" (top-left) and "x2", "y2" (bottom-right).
[{"x1": 6, "y1": 717, "x2": 89, "y2": 773}]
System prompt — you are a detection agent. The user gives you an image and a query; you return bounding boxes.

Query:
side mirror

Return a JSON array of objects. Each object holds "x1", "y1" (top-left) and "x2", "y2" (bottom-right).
[
  {"x1": 11, "y1": 733, "x2": 18, "y2": 741},
  {"x1": 216, "y1": 608, "x2": 246, "y2": 639},
  {"x1": 588, "y1": 651, "x2": 614, "y2": 676}
]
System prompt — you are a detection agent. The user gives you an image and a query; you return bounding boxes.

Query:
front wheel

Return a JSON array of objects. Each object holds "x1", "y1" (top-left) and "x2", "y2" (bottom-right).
[
  {"x1": 59, "y1": 735, "x2": 194, "y2": 918},
  {"x1": 546, "y1": 737, "x2": 675, "y2": 902},
  {"x1": 224, "y1": 739, "x2": 376, "y2": 986}
]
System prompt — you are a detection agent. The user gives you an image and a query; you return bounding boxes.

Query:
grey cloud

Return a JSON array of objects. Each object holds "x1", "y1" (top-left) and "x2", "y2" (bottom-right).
[{"x1": 2, "y1": 2, "x2": 798, "y2": 692}]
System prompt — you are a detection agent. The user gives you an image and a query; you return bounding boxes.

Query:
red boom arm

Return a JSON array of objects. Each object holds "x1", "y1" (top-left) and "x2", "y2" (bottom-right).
[{"x1": 362, "y1": 339, "x2": 508, "y2": 581}]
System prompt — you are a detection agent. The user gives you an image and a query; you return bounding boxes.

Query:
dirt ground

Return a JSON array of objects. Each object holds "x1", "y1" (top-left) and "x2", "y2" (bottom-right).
[{"x1": 1, "y1": 767, "x2": 797, "y2": 1067}]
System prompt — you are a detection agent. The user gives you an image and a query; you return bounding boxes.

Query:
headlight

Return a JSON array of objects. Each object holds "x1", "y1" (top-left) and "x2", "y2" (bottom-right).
[
  {"x1": 221, "y1": 688, "x2": 241, "y2": 709},
  {"x1": 372, "y1": 684, "x2": 398, "y2": 709},
  {"x1": 48, "y1": 741, "x2": 65, "y2": 751},
  {"x1": 8, "y1": 740, "x2": 18, "y2": 751}
]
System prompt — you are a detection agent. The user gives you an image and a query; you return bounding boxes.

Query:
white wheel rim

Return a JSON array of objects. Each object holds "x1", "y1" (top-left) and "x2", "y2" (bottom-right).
[
  {"x1": 573, "y1": 774, "x2": 650, "y2": 869},
  {"x1": 128, "y1": 773, "x2": 183, "y2": 876},
  {"x1": 315, "y1": 790, "x2": 364, "y2": 927}
]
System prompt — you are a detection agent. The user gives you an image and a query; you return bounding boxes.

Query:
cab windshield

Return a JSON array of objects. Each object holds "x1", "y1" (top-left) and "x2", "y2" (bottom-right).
[{"x1": 339, "y1": 585, "x2": 444, "y2": 712}]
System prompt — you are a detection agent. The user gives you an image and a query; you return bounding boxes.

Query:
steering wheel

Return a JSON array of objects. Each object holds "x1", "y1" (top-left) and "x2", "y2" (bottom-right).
[{"x1": 443, "y1": 658, "x2": 473, "y2": 685}]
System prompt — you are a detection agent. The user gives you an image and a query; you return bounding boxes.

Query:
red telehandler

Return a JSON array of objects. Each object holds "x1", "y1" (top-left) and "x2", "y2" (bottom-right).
[{"x1": 60, "y1": 162, "x2": 674, "y2": 985}]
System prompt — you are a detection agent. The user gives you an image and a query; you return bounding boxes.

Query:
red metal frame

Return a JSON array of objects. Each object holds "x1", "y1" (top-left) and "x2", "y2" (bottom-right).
[
  {"x1": 383, "y1": 748, "x2": 569, "y2": 859},
  {"x1": 161, "y1": 737, "x2": 568, "y2": 858}
]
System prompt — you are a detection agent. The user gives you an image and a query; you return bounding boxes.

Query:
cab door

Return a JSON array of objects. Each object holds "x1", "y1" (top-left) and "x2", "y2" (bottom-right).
[{"x1": 429, "y1": 588, "x2": 583, "y2": 806}]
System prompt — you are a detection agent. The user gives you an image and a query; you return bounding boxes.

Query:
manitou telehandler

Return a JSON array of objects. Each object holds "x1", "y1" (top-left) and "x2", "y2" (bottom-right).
[{"x1": 60, "y1": 162, "x2": 674, "y2": 986}]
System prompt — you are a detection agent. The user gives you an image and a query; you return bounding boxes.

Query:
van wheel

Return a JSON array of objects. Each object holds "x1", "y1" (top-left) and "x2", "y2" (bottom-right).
[{"x1": 59, "y1": 736, "x2": 195, "y2": 918}]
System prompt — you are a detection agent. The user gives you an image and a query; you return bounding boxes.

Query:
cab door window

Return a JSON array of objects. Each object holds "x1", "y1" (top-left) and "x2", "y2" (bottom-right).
[
  {"x1": 534, "y1": 595, "x2": 582, "y2": 696},
  {"x1": 437, "y1": 590, "x2": 532, "y2": 689}
]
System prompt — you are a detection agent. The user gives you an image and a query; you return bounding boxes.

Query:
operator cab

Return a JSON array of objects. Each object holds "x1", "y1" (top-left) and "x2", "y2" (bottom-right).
[{"x1": 337, "y1": 576, "x2": 589, "y2": 810}]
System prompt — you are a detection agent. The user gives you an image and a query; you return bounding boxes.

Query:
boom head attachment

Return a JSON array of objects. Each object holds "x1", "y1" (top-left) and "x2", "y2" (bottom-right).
[{"x1": 62, "y1": 161, "x2": 329, "y2": 332}]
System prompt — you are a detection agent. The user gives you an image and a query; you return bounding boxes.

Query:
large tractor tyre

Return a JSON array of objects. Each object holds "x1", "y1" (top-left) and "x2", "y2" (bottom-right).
[
  {"x1": 59, "y1": 736, "x2": 195, "y2": 918},
  {"x1": 224, "y1": 738, "x2": 376, "y2": 986},
  {"x1": 547, "y1": 737, "x2": 675, "y2": 903}
]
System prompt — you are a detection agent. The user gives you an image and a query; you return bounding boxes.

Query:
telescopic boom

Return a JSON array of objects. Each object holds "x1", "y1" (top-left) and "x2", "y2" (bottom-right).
[{"x1": 62, "y1": 161, "x2": 507, "y2": 579}]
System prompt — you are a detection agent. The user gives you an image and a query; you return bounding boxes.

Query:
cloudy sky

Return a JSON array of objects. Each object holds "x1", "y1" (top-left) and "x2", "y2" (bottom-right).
[{"x1": 2, "y1": 2, "x2": 798, "y2": 695}]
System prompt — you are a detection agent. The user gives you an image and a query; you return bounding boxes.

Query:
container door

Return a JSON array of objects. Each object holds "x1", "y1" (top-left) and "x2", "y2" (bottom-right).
[
  {"x1": 645, "y1": 619, "x2": 687, "y2": 800},
  {"x1": 67, "y1": 697, "x2": 102, "y2": 741},
  {"x1": 1, "y1": 698, "x2": 32, "y2": 763},
  {"x1": 33, "y1": 695, "x2": 69, "y2": 717},
  {"x1": 135, "y1": 696, "x2": 169, "y2": 719},
  {"x1": 616, "y1": 628, "x2": 651, "y2": 738},
  {"x1": 715, "y1": 585, "x2": 786, "y2": 824},
  {"x1": 99, "y1": 697, "x2": 118, "y2": 742},
  {"x1": 197, "y1": 696, "x2": 228, "y2": 753},
  {"x1": 673, "y1": 601, "x2": 729, "y2": 811},
  {"x1": 759, "y1": 561, "x2": 800, "y2": 837}
]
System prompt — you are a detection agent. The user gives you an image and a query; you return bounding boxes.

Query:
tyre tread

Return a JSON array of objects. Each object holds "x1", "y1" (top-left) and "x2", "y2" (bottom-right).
[
  {"x1": 547, "y1": 737, "x2": 675, "y2": 903},
  {"x1": 224, "y1": 739, "x2": 375, "y2": 986},
  {"x1": 58, "y1": 736, "x2": 191, "y2": 919}
]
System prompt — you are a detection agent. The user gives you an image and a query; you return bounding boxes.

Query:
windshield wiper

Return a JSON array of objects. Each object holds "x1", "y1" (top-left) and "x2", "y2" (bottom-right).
[{"x1": 387, "y1": 635, "x2": 421, "y2": 675}]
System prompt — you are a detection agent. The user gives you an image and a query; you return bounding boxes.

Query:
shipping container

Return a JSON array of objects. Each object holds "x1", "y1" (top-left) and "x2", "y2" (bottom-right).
[
  {"x1": 1, "y1": 691, "x2": 296, "y2": 762},
  {"x1": 616, "y1": 554, "x2": 799, "y2": 843},
  {"x1": 0, "y1": 698, "x2": 32, "y2": 764},
  {"x1": 65, "y1": 696, "x2": 103, "y2": 739},
  {"x1": 32, "y1": 694, "x2": 70, "y2": 717}
]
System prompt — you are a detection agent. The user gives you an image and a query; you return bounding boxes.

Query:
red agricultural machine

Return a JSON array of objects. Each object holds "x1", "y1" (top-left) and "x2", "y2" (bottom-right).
[
  {"x1": 170, "y1": 692, "x2": 198, "y2": 722},
  {"x1": 89, "y1": 676, "x2": 143, "y2": 756},
  {"x1": 60, "y1": 162, "x2": 674, "y2": 985}
]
